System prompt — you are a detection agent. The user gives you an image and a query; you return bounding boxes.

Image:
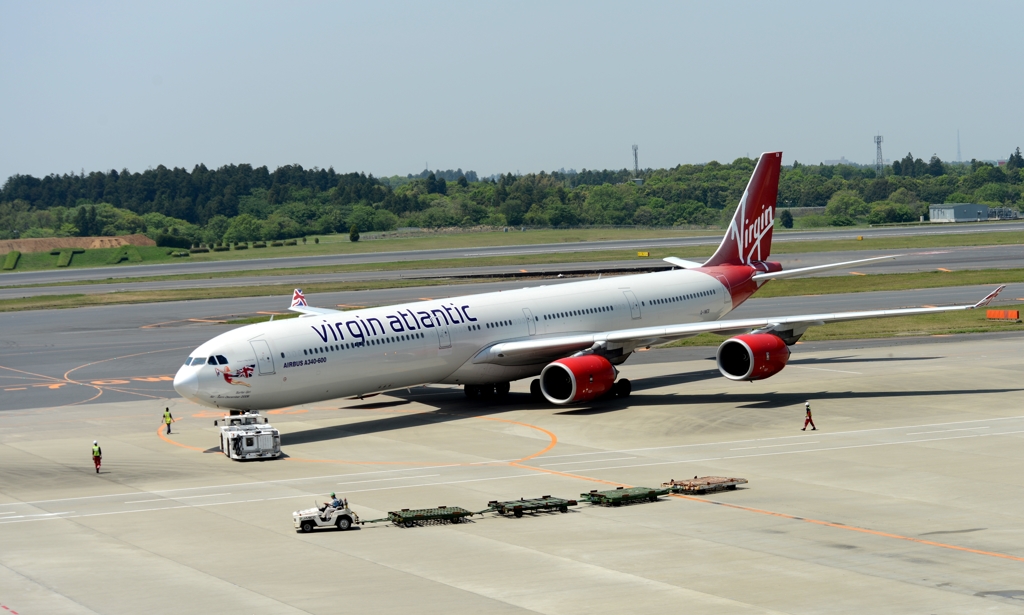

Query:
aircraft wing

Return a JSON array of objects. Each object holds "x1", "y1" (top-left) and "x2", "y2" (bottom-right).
[
  {"x1": 289, "y1": 305, "x2": 343, "y2": 317},
  {"x1": 287, "y1": 288, "x2": 343, "y2": 317},
  {"x1": 471, "y1": 286, "x2": 1005, "y2": 366}
]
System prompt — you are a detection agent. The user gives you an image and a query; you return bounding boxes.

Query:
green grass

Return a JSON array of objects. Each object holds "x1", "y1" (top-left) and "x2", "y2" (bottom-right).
[
  {"x1": 0, "y1": 228, "x2": 718, "y2": 273},
  {"x1": 665, "y1": 304, "x2": 1024, "y2": 346},
  {"x1": 12, "y1": 230, "x2": 1024, "y2": 290},
  {"x1": 4, "y1": 225, "x2": 1024, "y2": 277},
  {"x1": 0, "y1": 278, "x2": 491, "y2": 312}
]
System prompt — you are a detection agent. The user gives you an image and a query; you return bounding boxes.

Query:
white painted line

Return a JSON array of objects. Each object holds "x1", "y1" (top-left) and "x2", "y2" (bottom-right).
[
  {"x1": 125, "y1": 493, "x2": 231, "y2": 504},
  {"x1": 0, "y1": 511, "x2": 17, "y2": 515},
  {"x1": 541, "y1": 457, "x2": 637, "y2": 467},
  {"x1": 0, "y1": 464, "x2": 466, "y2": 507},
  {"x1": 568, "y1": 429, "x2": 1024, "y2": 473},
  {"x1": 730, "y1": 442, "x2": 818, "y2": 451},
  {"x1": 3, "y1": 511, "x2": 73, "y2": 520},
  {"x1": 0, "y1": 475, "x2": 543, "y2": 524},
  {"x1": 906, "y1": 427, "x2": 990, "y2": 435},
  {"x1": 530, "y1": 415, "x2": 1024, "y2": 462},
  {"x1": 337, "y1": 474, "x2": 439, "y2": 486}
]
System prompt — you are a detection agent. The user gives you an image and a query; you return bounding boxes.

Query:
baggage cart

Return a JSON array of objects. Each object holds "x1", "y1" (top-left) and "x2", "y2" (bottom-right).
[
  {"x1": 580, "y1": 486, "x2": 669, "y2": 506},
  {"x1": 663, "y1": 476, "x2": 747, "y2": 495},
  {"x1": 487, "y1": 495, "x2": 577, "y2": 517}
]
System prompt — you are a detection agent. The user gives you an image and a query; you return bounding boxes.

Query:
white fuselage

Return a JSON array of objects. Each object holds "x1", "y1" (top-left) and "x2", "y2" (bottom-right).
[{"x1": 173, "y1": 268, "x2": 734, "y2": 410}]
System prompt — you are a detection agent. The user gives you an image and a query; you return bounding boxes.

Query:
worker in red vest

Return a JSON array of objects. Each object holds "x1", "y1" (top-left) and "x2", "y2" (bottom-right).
[{"x1": 802, "y1": 402, "x2": 816, "y2": 431}]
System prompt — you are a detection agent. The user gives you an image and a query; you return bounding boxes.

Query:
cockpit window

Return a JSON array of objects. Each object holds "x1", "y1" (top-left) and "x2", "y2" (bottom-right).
[
  {"x1": 207, "y1": 356, "x2": 217, "y2": 365},
  {"x1": 190, "y1": 357, "x2": 206, "y2": 366},
  {"x1": 216, "y1": 355, "x2": 228, "y2": 365}
]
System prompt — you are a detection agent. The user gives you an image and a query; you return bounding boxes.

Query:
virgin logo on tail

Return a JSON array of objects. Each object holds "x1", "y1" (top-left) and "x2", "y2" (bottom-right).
[
  {"x1": 704, "y1": 152, "x2": 782, "y2": 267},
  {"x1": 291, "y1": 289, "x2": 307, "y2": 307}
]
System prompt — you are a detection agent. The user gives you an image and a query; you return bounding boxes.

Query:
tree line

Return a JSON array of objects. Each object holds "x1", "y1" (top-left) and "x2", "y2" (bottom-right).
[{"x1": 1, "y1": 149, "x2": 1021, "y2": 244}]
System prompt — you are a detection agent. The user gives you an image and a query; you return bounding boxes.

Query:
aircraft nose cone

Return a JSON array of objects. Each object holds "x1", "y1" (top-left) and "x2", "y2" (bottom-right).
[{"x1": 173, "y1": 368, "x2": 199, "y2": 399}]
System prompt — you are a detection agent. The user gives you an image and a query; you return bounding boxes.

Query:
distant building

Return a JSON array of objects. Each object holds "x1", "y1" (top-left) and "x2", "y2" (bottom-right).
[{"x1": 929, "y1": 203, "x2": 989, "y2": 222}]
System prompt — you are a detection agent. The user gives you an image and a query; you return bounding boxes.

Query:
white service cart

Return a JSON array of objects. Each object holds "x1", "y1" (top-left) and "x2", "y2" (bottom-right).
[{"x1": 214, "y1": 411, "x2": 281, "y2": 460}]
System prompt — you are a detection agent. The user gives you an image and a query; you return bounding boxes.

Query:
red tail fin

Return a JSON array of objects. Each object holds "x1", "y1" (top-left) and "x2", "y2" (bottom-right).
[{"x1": 704, "y1": 152, "x2": 782, "y2": 267}]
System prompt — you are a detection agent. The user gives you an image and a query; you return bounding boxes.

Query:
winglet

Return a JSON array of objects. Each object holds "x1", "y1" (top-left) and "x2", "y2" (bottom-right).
[
  {"x1": 287, "y1": 288, "x2": 341, "y2": 316},
  {"x1": 973, "y1": 285, "x2": 1006, "y2": 308},
  {"x1": 290, "y1": 288, "x2": 307, "y2": 308}
]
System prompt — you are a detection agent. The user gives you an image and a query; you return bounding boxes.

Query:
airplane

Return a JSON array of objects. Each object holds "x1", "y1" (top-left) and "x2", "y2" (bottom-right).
[{"x1": 173, "y1": 152, "x2": 1004, "y2": 410}]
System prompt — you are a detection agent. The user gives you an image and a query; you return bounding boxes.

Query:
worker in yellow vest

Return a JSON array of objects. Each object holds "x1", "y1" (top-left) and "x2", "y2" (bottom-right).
[
  {"x1": 163, "y1": 408, "x2": 174, "y2": 434},
  {"x1": 92, "y1": 440, "x2": 102, "y2": 473}
]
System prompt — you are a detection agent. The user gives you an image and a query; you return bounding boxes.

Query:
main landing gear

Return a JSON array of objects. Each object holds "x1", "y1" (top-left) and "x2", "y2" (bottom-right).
[{"x1": 464, "y1": 382, "x2": 511, "y2": 398}]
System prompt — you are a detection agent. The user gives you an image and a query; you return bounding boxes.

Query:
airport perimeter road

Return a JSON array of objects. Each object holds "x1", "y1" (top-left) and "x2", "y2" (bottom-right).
[
  {"x1": 3, "y1": 335, "x2": 1024, "y2": 613},
  {"x1": 3, "y1": 220, "x2": 1024, "y2": 287},
  {"x1": 1, "y1": 283, "x2": 1019, "y2": 411},
  {"x1": 4, "y1": 243, "x2": 1024, "y2": 300}
]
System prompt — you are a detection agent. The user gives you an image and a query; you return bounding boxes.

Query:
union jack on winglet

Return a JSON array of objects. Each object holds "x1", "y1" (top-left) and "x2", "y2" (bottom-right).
[{"x1": 291, "y1": 289, "x2": 307, "y2": 307}]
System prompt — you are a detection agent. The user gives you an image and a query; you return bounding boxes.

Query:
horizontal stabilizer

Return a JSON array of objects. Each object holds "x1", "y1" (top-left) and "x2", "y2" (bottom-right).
[
  {"x1": 663, "y1": 257, "x2": 705, "y2": 269},
  {"x1": 751, "y1": 255, "x2": 899, "y2": 281}
]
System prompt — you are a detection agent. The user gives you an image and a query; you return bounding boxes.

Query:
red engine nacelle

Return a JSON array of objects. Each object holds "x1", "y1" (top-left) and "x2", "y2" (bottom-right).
[
  {"x1": 540, "y1": 355, "x2": 617, "y2": 405},
  {"x1": 716, "y1": 334, "x2": 790, "y2": 381}
]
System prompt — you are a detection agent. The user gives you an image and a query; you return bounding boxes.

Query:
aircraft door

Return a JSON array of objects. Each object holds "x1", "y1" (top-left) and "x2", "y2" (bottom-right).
[
  {"x1": 433, "y1": 315, "x2": 452, "y2": 349},
  {"x1": 523, "y1": 308, "x2": 536, "y2": 336},
  {"x1": 623, "y1": 290, "x2": 642, "y2": 320},
  {"x1": 250, "y1": 339, "x2": 276, "y2": 375}
]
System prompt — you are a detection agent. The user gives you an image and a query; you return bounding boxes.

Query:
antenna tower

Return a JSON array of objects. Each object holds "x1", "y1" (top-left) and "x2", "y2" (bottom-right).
[
  {"x1": 957, "y1": 130, "x2": 962, "y2": 163},
  {"x1": 631, "y1": 144, "x2": 644, "y2": 186},
  {"x1": 874, "y1": 134, "x2": 884, "y2": 176}
]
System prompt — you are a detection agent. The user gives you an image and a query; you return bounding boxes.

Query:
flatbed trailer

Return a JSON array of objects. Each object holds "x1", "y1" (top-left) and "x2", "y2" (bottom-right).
[
  {"x1": 367, "y1": 506, "x2": 475, "y2": 528},
  {"x1": 580, "y1": 486, "x2": 669, "y2": 506},
  {"x1": 488, "y1": 495, "x2": 578, "y2": 517},
  {"x1": 663, "y1": 476, "x2": 748, "y2": 495}
]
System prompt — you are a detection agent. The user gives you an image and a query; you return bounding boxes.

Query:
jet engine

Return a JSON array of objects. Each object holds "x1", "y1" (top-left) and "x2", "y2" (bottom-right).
[
  {"x1": 540, "y1": 355, "x2": 617, "y2": 405},
  {"x1": 716, "y1": 334, "x2": 790, "y2": 381}
]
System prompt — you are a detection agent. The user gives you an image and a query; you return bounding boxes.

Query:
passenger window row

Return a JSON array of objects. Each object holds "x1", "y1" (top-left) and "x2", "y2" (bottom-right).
[
  {"x1": 302, "y1": 331, "x2": 426, "y2": 356},
  {"x1": 543, "y1": 305, "x2": 614, "y2": 321},
  {"x1": 651, "y1": 289, "x2": 715, "y2": 306},
  {"x1": 486, "y1": 320, "x2": 513, "y2": 329}
]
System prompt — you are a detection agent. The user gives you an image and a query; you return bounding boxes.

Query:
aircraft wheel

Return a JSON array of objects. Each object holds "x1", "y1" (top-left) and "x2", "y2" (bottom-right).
[
  {"x1": 480, "y1": 384, "x2": 495, "y2": 397},
  {"x1": 495, "y1": 381, "x2": 510, "y2": 397},
  {"x1": 464, "y1": 384, "x2": 479, "y2": 398},
  {"x1": 530, "y1": 379, "x2": 543, "y2": 401},
  {"x1": 615, "y1": 379, "x2": 631, "y2": 398}
]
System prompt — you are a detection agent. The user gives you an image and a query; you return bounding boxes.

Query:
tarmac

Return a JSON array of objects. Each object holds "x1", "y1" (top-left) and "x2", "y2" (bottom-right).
[
  {"x1": 5, "y1": 243, "x2": 1024, "y2": 300},
  {"x1": 4, "y1": 220, "x2": 1024, "y2": 287},
  {"x1": 3, "y1": 332, "x2": 1024, "y2": 613}
]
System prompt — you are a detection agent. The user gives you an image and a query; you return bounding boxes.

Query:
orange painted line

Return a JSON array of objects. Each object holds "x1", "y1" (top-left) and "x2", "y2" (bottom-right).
[
  {"x1": 511, "y1": 463, "x2": 627, "y2": 487},
  {"x1": 849, "y1": 272, "x2": 866, "y2": 276},
  {"x1": 4, "y1": 388, "x2": 26, "y2": 391},
  {"x1": 670, "y1": 494, "x2": 1024, "y2": 563},
  {"x1": 187, "y1": 318, "x2": 227, "y2": 324},
  {"x1": 937, "y1": 268, "x2": 953, "y2": 272},
  {"x1": 156, "y1": 419, "x2": 204, "y2": 452},
  {"x1": 471, "y1": 416, "x2": 559, "y2": 463}
]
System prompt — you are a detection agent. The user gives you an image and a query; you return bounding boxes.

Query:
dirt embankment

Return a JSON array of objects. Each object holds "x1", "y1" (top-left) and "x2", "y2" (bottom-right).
[{"x1": 0, "y1": 234, "x2": 156, "y2": 254}]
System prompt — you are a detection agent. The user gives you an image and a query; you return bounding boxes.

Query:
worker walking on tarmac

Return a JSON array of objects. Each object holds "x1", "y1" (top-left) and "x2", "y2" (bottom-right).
[
  {"x1": 92, "y1": 440, "x2": 102, "y2": 473},
  {"x1": 163, "y1": 407, "x2": 174, "y2": 434},
  {"x1": 802, "y1": 401, "x2": 817, "y2": 431}
]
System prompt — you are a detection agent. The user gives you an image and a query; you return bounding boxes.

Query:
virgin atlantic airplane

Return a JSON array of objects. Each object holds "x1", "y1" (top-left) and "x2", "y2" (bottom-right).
[{"x1": 173, "y1": 152, "x2": 1003, "y2": 410}]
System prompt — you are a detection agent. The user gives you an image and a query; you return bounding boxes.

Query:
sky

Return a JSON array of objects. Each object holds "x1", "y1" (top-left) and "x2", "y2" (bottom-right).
[{"x1": 1, "y1": 1, "x2": 1022, "y2": 183}]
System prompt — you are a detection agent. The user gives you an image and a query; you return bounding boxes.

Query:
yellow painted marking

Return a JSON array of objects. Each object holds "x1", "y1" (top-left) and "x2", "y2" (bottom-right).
[
  {"x1": 937, "y1": 268, "x2": 952, "y2": 272},
  {"x1": 849, "y1": 272, "x2": 866, "y2": 276}
]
